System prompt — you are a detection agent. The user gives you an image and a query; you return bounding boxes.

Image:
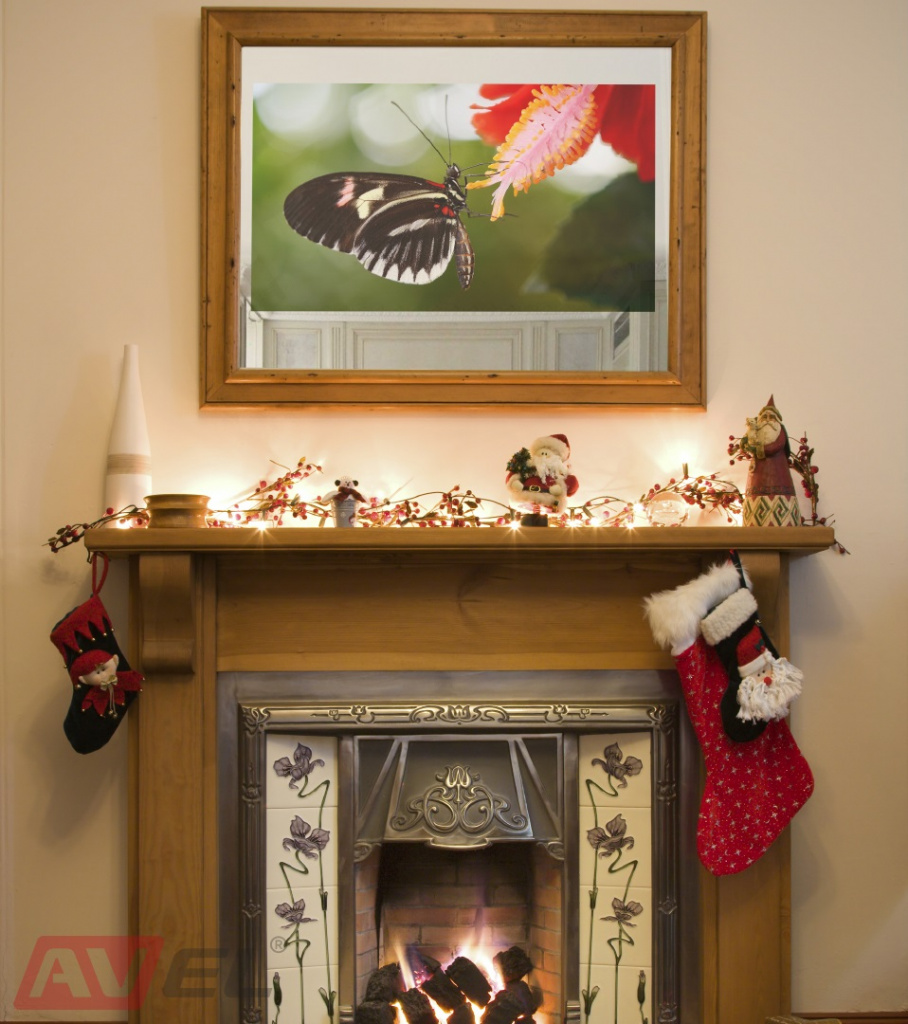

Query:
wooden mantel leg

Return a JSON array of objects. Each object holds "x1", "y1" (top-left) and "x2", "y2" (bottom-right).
[
  {"x1": 700, "y1": 550, "x2": 793, "y2": 1024},
  {"x1": 130, "y1": 553, "x2": 218, "y2": 1024}
]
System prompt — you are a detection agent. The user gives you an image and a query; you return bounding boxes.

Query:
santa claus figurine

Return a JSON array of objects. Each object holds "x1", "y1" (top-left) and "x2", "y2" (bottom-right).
[
  {"x1": 742, "y1": 396, "x2": 801, "y2": 527},
  {"x1": 506, "y1": 434, "x2": 579, "y2": 520}
]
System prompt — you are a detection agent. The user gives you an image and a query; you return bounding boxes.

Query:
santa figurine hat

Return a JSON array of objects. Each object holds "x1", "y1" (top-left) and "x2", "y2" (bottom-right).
[
  {"x1": 759, "y1": 395, "x2": 783, "y2": 422},
  {"x1": 532, "y1": 434, "x2": 570, "y2": 460}
]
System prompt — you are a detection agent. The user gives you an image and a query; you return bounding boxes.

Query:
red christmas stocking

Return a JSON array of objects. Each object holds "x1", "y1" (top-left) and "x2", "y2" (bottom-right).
[{"x1": 646, "y1": 561, "x2": 814, "y2": 875}]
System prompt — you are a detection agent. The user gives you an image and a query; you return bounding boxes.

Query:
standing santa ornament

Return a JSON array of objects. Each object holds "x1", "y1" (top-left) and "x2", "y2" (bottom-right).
[
  {"x1": 740, "y1": 396, "x2": 801, "y2": 527},
  {"x1": 505, "y1": 434, "x2": 579, "y2": 525}
]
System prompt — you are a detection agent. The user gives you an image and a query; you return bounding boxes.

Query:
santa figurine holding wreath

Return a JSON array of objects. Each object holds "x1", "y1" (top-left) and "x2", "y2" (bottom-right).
[
  {"x1": 741, "y1": 396, "x2": 801, "y2": 527},
  {"x1": 506, "y1": 433, "x2": 579, "y2": 518}
]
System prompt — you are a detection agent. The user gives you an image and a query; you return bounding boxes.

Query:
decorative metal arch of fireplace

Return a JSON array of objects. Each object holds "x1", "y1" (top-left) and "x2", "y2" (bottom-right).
[{"x1": 219, "y1": 671, "x2": 701, "y2": 1024}]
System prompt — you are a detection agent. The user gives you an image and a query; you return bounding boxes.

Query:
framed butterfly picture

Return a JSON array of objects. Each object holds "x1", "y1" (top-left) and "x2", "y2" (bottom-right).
[{"x1": 201, "y1": 9, "x2": 706, "y2": 407}]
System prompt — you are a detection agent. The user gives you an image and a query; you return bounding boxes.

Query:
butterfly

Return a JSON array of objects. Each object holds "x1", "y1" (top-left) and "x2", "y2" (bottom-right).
[{"x1": 283, "y1": 106, "x2": 475, "y2": 290}]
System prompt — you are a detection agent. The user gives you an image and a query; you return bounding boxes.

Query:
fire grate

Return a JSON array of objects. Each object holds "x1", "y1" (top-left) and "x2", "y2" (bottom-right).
[{"x1": 354, "y1": 947, "x2": 539, "y2": 1024}]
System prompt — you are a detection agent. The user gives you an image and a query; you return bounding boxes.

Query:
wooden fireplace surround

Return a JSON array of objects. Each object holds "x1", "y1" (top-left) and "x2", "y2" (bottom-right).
[{"x1": 84, "y1": 524, "x2": 835, "y2": 1024}]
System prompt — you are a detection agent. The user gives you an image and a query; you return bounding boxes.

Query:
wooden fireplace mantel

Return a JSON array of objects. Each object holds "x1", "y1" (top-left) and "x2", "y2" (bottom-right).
[{"x1": 84, "y1": 525, "x2": 836, "y2": 1024}]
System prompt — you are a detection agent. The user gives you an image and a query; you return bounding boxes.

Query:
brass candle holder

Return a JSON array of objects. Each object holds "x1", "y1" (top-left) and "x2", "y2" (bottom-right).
[{"x1": 144, "y1": 494, "x2": 211, "y2": 529}]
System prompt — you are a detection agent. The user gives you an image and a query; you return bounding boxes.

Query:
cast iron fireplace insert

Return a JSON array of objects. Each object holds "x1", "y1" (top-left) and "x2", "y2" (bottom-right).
[{"x1": 217, "y1": 669, "x2": 701, "y2": 1024}]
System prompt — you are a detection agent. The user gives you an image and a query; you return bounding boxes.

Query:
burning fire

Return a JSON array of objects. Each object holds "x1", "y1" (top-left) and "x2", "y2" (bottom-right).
[
  {"x1": 355, "y1": 945, "x2": 539, "y2": 1024},
  {"x1": 400, "y1": 943, "x2": 497, "y2": 1024}
]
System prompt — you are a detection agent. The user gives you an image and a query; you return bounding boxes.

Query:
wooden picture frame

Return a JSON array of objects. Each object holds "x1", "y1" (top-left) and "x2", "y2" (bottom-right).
[{"x1": 201, "y1": 9, "x2": 706, "y2": 407}]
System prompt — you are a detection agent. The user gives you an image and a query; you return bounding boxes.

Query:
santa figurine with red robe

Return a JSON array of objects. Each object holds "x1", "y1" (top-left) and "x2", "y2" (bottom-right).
[
  {"x1": 741, "y1": 396, "x2": 801, "y2": 527},
  {"x1": 506, "y1": 434, "x2": 579, "y2": 521}
]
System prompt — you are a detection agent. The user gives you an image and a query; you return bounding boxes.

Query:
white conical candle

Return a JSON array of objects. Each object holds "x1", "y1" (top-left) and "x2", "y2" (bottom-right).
[{"x1": 104, "y1": 344, "x2": 151, "y2": 515}]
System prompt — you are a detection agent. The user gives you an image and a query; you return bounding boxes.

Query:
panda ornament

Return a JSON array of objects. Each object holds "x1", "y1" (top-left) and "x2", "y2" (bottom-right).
[{"x1": 322, "y1": 476, "x2": 366, "y2": 528}]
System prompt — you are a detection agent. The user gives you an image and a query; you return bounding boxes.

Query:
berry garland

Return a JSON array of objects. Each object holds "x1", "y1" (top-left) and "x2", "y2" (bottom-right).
[
  {"x1": 207, "y1": 457, "x2": 325, "y2": 527},
  {"x1": 47, "y1": 440, "x2": 843, "y2": 552},
  {"x1": 49, "y1": 506, "x2": 150, "y2": 552}
]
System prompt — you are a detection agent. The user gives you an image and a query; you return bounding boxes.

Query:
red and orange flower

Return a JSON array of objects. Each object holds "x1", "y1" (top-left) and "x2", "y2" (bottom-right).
[{"x1": 468, "y1": 83, "x2": 655, "y2": 219}]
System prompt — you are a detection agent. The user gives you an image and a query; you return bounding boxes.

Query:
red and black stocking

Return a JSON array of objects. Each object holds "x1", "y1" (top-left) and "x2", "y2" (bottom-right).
[
  {"x1": 645, "y1": 560, "x2": 813, "y2": 875},
  {"x1": 50, "y1": 556, "x2": 143, "y2": 754}
]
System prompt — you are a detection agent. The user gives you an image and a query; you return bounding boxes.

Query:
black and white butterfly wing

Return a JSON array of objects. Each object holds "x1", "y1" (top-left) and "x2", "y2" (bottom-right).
[{"x1": 283, "y1": 171, "x2": 474, "y2": 289}]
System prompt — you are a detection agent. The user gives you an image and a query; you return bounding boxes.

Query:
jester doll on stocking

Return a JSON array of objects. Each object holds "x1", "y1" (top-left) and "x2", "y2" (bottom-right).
[{"x1": 50, "y1": 555, "x2": 143, "y2": 754}]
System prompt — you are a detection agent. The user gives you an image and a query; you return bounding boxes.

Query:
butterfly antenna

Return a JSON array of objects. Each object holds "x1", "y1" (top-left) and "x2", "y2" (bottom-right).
[
  {"x1": 391, "y1": 101, "x2": 449, "y2": 167},
  {"x1": 461, "y1": 160, "x2": 490, "y2": 179}
]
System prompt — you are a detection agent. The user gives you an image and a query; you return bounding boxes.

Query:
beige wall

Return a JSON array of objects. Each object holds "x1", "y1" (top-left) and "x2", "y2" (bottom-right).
[{"x1": 2, "y1": 0, "x2": 906, "y2": 1018}]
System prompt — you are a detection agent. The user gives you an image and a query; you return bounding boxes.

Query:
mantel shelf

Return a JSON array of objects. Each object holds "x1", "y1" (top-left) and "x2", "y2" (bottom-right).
[{"x1": 84, "y1": 523, "x2": 836, "y2": 557}]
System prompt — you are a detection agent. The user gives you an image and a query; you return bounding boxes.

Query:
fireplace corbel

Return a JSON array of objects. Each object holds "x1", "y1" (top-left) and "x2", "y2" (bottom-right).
[{"x1": 85, "y1": 525, "x2": 835, "y2": 1024}]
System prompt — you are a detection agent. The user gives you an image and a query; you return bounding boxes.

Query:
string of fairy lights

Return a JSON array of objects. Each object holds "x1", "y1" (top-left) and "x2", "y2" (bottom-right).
[{"x1": 47, "y1": 429, "x2": 840, "y2": 554}]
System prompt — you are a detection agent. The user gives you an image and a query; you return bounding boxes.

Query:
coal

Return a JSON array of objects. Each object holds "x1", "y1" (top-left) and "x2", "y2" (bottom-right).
[
  {"x1": 446, "y1": 956, "x2": 492, "y2": 1007},
  {"x1": 365, "y1": 964, "x2": 406, "y2": 1003},
  {"x1": 355, "y1": 1001, "x2": 398, "y2": 1024},
  {"x1": 493, "y1": 947, "x2": 534, "y2": 984},
  {"x1": 421, "y1": 967, "x2": 466, "y2": 1012},
  {"x1": 414, "y1": 952, "x2": 442, "y2": 975},
  {"x1": 479, "y1": 991, "x2": 525, "y2": 1024},
  {"x1": 398, "y1": 988, "x2": 436, "y2": 1024},
  {"x1": 447, "y1": 1004, "x2": 477, "y2": 1024},
  {"x1": 504, "y1": 980, "x2": 539, "y2": 1016},
  {"x1": 405, "y1": 948, "x2": 442, "y2": 987}
]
